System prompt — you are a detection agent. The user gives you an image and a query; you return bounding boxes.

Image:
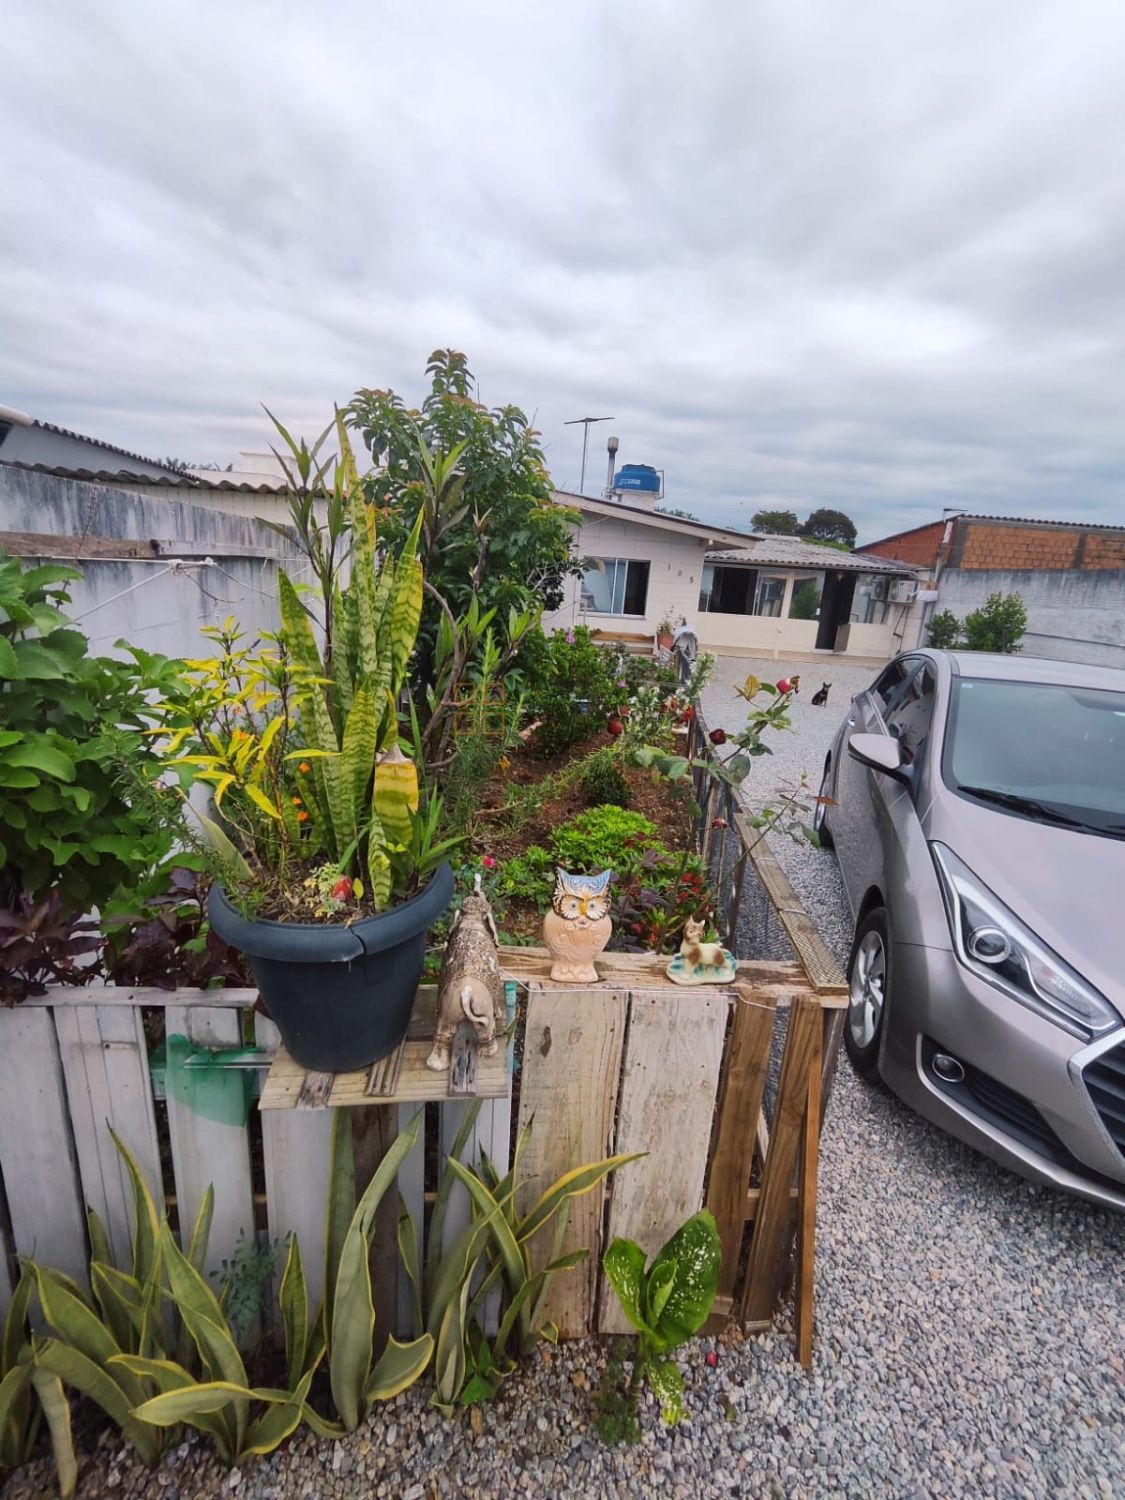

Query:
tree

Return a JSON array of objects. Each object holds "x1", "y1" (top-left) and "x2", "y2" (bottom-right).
[
  {"x1": 799, "y1": 508, "x2": 857, "y2": 547},
  {"x1": 654, "y1": 505, "x2": 699, "y2": 521},
  {"x1": 961, "y1": 593, "x2": 1027, "y2": 653},
  {"x1": 926, "y1": 610, "x2": 962, "y2": 649},
  {"x1": 751, "y1": 508, "x2": 800, "y2": 535}
]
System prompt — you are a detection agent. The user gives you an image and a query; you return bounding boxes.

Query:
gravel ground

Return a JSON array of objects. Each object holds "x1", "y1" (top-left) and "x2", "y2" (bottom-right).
[{"x1": 6, "y1": 655, "x2": 1124, "y2": 1499}]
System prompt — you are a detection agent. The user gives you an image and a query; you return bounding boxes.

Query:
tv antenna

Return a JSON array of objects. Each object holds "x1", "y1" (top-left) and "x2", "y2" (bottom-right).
[{"x1": 564, "y1": 415, "x2": 614, "y2": 495}]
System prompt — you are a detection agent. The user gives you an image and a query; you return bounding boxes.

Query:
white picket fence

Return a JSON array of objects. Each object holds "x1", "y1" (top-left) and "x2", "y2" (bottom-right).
[{"x1": 0, "y1": 985, "x2": 511, "y2": 1333}]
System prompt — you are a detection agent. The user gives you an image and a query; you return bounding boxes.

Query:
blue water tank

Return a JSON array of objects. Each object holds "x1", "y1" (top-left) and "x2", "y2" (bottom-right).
[{"x1": 613, "y1": 463, "x2": 661, "y2": 494}]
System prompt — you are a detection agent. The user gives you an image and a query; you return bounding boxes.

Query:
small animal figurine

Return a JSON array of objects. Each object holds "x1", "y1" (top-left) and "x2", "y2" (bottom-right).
[
  {"x1": 542, "y1": 868, "x2": 614, "y2": 983},
  {"x1": 789, "y1": 674, "x2": 801, "y2": 695},
  {"x1": 811, "y1": 681, "x2": 831, "y2": 707},
  {"x1": 426, "y1": 877, "x2": 505, "y2": 1072},
  {"x1": 666, "y1": 916, "x2": 737, "y2": 986}
]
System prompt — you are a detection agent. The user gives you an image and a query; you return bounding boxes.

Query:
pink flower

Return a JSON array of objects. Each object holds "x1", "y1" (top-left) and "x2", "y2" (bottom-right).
[
  {"x1": 565, "y1": 630, "x2": 576, "y2": 644},
  {"x1": 705, "y1": 1350, "x2": 719, "y2": 1368},
  {"x1": 481, "y1": 855, "x2": 497, "y2": 870}
]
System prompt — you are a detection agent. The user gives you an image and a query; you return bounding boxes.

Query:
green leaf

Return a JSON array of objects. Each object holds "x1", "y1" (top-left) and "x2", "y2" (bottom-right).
[
  {"x1": 602, "y1": 1239, "x2": 653, "y2": 1337},
  {"x1": 0, "y1": 637, "x2": 18, "y2": 677},
  {"x1": 109, "y1": 1128, "x2": 161, "y2": 1287},
  {"x1": 366, "y1": 1334, "x2": 433, "y2": 1403},
  {"x1": 28, "y1": 1367, "x2": 77, "y2": 1499},
  {"x1": 186, "y1": 1185, "x2": 214, "y2": 1275},
  {"x1": 2, "y1": 743, "x2": 76, "y2": 781},
  {"x1": 322, "y1": 1109, "x2": 355, "y2": 1348},
  {"x1": 425, "y1": 1099, "x2": 481, "y2": 1296},
  {"x1": 646, "y1": 1210, "x2": 721, "y2": 1353},
  {"x1": 279, "y1": 1236, "x2": 308, "y2": 1391},
  {"x1": 646, "y1": 1259, "x2": 677, "y2": 1327},
  {"x1": 647, "y1": 1358, "x2": 685, "y2": 1424},
  {"x1": 396, "y1": 1210, "x2": 423, "y2": 1341},
  {"x1": 32, "y1": 1340, "x2": 164, "y2": 1465},
  {"x1": 242, "y1": 1370, "x2": 314, "y2": 1456},
  {"x1": 516, "y1": 1153, "x2": 644, "y2": 1244}
]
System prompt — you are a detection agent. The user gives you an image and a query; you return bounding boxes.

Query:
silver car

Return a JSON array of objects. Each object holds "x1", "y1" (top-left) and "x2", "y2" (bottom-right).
[{"x1": 816, "y1": 649, "x2": 1125, "y2": 1210}]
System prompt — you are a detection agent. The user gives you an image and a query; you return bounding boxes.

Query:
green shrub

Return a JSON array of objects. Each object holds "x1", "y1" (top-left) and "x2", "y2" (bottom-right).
[
  {"x1": 528, "y1": 628, "x2": 617, "y2": 758},
  {"x1": 926, "y1": 609, "x2": 962, "y2": 649},
  {"x1": 578, "y1": 750, "x2": 631, "y2": 808},
  {"x1": 961, "y1": 592, "x2": 1027, "y2": 653},
  {"x1": 550, "y1": 806, "x2": 661, "y2": 874}
]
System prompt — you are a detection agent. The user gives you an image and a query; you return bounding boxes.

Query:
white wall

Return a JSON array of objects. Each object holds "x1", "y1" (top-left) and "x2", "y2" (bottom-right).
[{"x1": 543, "y1": 515, "x2": 712, "y2": 635}]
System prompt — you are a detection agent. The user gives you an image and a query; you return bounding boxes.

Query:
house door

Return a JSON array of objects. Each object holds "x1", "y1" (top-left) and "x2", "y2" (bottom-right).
[{"x1": 816, "y1": 572, "x2": 856, "y2": 650}]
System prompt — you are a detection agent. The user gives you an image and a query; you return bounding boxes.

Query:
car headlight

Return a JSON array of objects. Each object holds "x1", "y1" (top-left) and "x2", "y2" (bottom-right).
[{"x1": 930, "y1": 843, "x2": 1118, "y2": 1039}]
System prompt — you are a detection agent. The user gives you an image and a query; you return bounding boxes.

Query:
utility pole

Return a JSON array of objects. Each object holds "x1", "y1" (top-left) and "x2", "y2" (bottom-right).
[{"x1": 564, "y1": 415, "x2": 614, "y2": 495}]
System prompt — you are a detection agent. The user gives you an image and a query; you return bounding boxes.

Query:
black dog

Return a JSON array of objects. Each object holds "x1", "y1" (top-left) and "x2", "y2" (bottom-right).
[{"x1": 811, "y1": 681, "x2": 831, "y2": 707}]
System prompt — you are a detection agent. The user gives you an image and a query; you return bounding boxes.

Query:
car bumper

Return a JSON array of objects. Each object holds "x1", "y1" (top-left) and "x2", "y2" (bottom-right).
[{"x1": 881, "y1": 940, "x2": 1125, "y2": 1212}]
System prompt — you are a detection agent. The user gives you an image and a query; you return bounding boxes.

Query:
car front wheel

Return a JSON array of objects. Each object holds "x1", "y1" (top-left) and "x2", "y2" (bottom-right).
[
  {"x1": 812, "y1": 760, "x2": 835, "y2": 849},
  {"x1": 845, "y1": 906, "x2": 890, "y2": 1081}
]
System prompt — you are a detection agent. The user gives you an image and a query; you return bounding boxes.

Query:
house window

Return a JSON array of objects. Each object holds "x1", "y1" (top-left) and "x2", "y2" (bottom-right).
[
  {"x1": 753, "y1": 574, "x2": 788, "y2": 617},
  {"x1": 580, "y1": 558, "x2": 650, "y2": 616},
  {"x1": 699, "y1": 566, "x2": 793, "y2": 616},
  {"x1": 787, "y1": 572, "x2": 824, "y2": 620}
]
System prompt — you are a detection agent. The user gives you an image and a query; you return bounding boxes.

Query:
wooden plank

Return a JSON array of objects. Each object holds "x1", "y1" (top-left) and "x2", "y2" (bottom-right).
[
  {"x1": 0, "y1": 529, "x2": 160, "y2": 560},
  {"x1": 597, "y1": 990, "x2": 726, "y2": 1335},
  {"x1": 704, "y1": 990, "x2": 777, "y2": 1305},
  {"x1": 795, "y1": 1033, "x2": 822, "y2": 1370},
  {"x1": 0, "y1": 1009, "x2": 88, "y2": 1283},
  {"x1": 259, "y1": 1038, "x2": 509, "y2": 1110},
  {"x1": 499, "y1": 947, "x2": 822, "y2": 1000},
  {"x1": 740, "y1": 995, "x2": 821, "y2": 1325},
  {"x1": 0, "y1": 1227, "x2": 13, "y2": 1316},
  {"x1": 517, "y1": 986, "x2": 627, "y2": 1338},
  {"x1": 819, "y1": 1006, "x2": 847, "y2": 1127},
  {"x1": 55, "y1": 1005, "x2": 163, "y2": 1269},
  {"x1": 164, "y1": 1005, "x2": 255, "y2": 1283},
  {"x1": 255, "y1": 1017, "x2": 333, "y2": 1312}
]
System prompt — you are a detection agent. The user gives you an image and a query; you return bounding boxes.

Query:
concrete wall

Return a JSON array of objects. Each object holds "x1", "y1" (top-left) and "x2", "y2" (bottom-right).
[
  {"x1": 0, "y1": 466, "x2": 304, "y2": 659},
  {"x1": 935, "y1": 567, "x2": 1125, "y2": 667}
]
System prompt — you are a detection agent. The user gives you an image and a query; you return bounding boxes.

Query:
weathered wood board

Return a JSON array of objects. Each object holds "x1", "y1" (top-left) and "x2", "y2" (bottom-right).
[
  {"x1": 596, "y1": 990, "x2": 727, "y2": 1333},
  {"x1": 516, "y1": 985, "x2": 628, "y2": 1337},
  {"x1": 258, "y1": 1038, "x2": 509, "y2": 1110},
  {"x1": 0, "y1": 1009, "x2": 88, "y2": 1285},
  {"x1": 55, "y1": 1004, "x2": 164, "y2": 1270}
]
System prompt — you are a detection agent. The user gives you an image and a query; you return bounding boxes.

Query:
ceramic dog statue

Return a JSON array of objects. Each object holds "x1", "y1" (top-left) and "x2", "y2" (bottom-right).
[
  {"x1": 666, "y1": 916, "x2": 737, "y2": 986},
  {"x1": 426, "y1": 878, "x2": 505, "y2": 1071}
]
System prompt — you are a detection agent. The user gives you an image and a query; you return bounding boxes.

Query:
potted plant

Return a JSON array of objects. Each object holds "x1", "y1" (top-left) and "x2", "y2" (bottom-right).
[
  {"x1": 158, "y1": 419, "x2": 457, "y2": 1071},
  {"x1": 655, "y1": 616, "x2": 675, "y2": 650}
]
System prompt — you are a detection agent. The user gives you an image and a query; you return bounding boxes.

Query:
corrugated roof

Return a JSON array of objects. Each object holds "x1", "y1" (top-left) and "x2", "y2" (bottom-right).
[
  {"x1": 22, "y1": 420, "x2": 187, "y2": 478},
  {"x1": 0, "y1": 459, "x2": 290, "y2": 495},
  {"x1": 706, "y1": 537, "x2": 914, "y2": 574}
]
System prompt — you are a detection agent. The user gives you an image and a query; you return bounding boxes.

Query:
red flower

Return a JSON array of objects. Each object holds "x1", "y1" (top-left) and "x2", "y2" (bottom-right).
[
  {"x1": 776, "y1": 678, "x2": 792, "y2": 694},
  {"x1": 481, "y1": 855, "x2": 497, "y2": 870},
  {"x1": 680, "y1": 706, "x2": 695, "y2": 723},
  {"x1": 331, "y1": 876, "x2": 353, "y2": 902},
  {"x1": 709, "y1": 728, "x2": 727, "y2": 745},
  {"x1": 711, "y1": 817, "x2": 728, "y2": 830},
  {"x1": 705, "y1": 1350, "x2": 719, "y2": 1368},
  {"x1": 606, "y1": 717, "x2": 623, "y2": 737}
]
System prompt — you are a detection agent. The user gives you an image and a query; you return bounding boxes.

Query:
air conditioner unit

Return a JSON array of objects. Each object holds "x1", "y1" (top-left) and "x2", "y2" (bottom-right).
[{"x1": 890, "y1": 579, "x2": 919, "y2": 604}]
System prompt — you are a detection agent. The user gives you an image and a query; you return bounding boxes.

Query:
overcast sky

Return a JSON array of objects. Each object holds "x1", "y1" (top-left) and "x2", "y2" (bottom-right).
[{"x1": 4, "y1": 0, "x2": 1125, "y2": 540}]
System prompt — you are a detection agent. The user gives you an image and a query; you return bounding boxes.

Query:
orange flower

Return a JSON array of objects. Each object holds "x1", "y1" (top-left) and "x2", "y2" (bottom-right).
[
  {"x1": 297, "y1": 810, "x2": 309, "y2": 823},
  {"x1": 291, "y1": 796, "x2": 302, "y2": 806},
  {"x1": 298, "y1": 761, "x2": 311, "y2": 774}
]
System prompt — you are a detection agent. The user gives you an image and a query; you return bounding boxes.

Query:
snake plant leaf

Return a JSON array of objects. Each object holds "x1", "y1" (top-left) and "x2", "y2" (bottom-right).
[
  {"x1": 396, "y1": 1210, "x2": 424, "y2": 1342},
  {"x1": 424, "y1": 1215, "x2": 494, "y2": 1347},
  {"x1": 444, "y1": 1162, "x2": 525, "y2": 1299},
  {"x1": 108, "y1": 1128, "x2": 161, "y2": 1287},
  {"x1": 644, "y1": 1209, "x2": 721, "y2": 1353},
  {"x1": 242, "y1": 1369, "x2": 315, "y2": 1456},
  {"x1": 278, "y1": 571, "x2": 342, "y2": 856},
  {"x1": 186, "y1": 1186, "x2": 214, "y2": 1276},
  {"x1": 0, "y1": 1362, "x2": 35, "y2": 1468},
  {"x1": 28, "y1": 1367, "x2": 77, "y2": 1499},
  {"x1": 90, "y1": 1264, "x2": 145, "y2": 1351},
  {"x1": 601, "y1": 1238, "x2": 653, "y2": 1339},
  {"x1": 160, "y1": 1226, "x2": 249, "y2": 1455},
  {"x1": 646, "y1": 1358, "x2": 685, "y2": 1424},
  {"x1": 516, "y1": 1153, "x2": 645, "y2": 1245},
  {"x1": 365, "y1": 806, "x2": 392, "y2": 910},
  {"x1": 279, "y1": 1236, "x2": 309, "y2": 1392},
  {"x1": 32, "y1": 1340, "x2": 165, "y2": 1465},
  {"x1": 367, "y1": 1333, "x2": 433, "y2": 1404},
  {"x1": 109, "y1": 1353, "x2": 194, "y2": 1393},
  {"x1": 372, "y1": 744, "x2": 418, "y2": 851},
  {"x1": 340, "y1": 685, "x2": 380, "y2": 842},
  {"x1": 86, "y1": 1208, "x2": 113, "y2": 1271},
  {"x1": 425, "y1": 1099, "x2": 482, "y2": 1295},
  {"x1": 322, "y1": 1109, "x2": 355, "y2": 1348},
  {"x1": 132, "y1": 1379, "x2": 268, "y2": 1423},
  {"x1": 2, "y1": 1267, "x2": 34, "y2": 1375},
  {"x1": 31, "y1": 1266, "x2": 137, "y2": 1397}
]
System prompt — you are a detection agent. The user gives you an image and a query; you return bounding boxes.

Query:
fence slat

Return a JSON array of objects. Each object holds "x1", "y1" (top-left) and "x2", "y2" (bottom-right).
[
  {"x1": 597, "y1": 990, "x2": 726, "y2": 1333},
  {"x1": 705, "y1": 990, "x2": 777, "y2": 1308},
  {"x1": 0, "y1": 1224, "x2": 15, "y2": 1315},
  {"x1": 165, "y1": 1005, "x2": 255, "y2": 1282},
  {"x1": 517, "y1": 986, "x2": 627, "y2": 1337},
  {"x1": 255, "y1": 1017, "x2": 333, "y2": 1312},
  {"x1": 55, "y1": 1005, "x2": 163, "y2": 1269},
  {"x1": 0, "y1": 1010, "x2": 87, "y2": 1283},
  {"x1": 795, "y1": 1041, "x2": 822, "y2": 1369},
  {"x1": 741, "y1": 994, "x2": 821, "y2": 1324}
]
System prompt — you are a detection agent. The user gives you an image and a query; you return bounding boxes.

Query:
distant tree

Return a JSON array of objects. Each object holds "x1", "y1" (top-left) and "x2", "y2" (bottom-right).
[
  {"x1": 654, "y1": 505, "x2": 699, "y2": 521},
  {"x1": 751, "y1": 508, "x2": 800, "y2": 535},
  {"x1": 160, "y1": 456, "x2": 193, "y2": 473},
  {"x1": 961, "y1": 593, "x2": 1027, "y2": 653},
  {"x1": 799, "y1": 508, "x2": 857, "y2": 547},
  {"x1": 926, "y1": 610, "x2": 962, "y2": 649}
]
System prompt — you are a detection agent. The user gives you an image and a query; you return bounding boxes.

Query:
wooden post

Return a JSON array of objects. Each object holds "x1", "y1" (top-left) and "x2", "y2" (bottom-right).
[{"x1": 794, "y1": 1033, "x2": 822, "y2": 1369}]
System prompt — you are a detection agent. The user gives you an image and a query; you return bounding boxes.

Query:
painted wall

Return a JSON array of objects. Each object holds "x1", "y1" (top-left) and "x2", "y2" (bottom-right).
[
  {"x1": 0, "y1": 425, "x2": 176, "y2": 479},
  {"x1": 934, "y1": 567, "x2": 1125, "y2": 667},
  {"x1": 0, "y1": 467, "x2": 303, "y2": 659}
]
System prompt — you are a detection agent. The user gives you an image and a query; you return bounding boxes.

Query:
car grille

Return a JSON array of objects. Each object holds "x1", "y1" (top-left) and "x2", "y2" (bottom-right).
[
  {"x1": 1081, "y1": 1038, "x2": 1125, "y2": 1162},
  {"x1": 960, "y1": 1066, "x2": 1072, "y2": 1164}
]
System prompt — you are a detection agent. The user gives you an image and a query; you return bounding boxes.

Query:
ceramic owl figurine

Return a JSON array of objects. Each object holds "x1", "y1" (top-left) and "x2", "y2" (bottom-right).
[{"x1": 542, "y1": 867, "x2": 614, "y2": 982}]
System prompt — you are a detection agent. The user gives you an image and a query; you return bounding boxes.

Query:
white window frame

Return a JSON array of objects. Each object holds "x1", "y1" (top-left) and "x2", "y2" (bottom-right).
[{"x1": 580, "y1": 557, "x2": 650, "y2": 617}]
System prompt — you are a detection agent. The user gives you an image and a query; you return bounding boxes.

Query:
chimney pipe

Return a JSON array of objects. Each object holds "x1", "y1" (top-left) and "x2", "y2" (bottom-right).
[{"x1": 605, "y1": 435, "x2": 619, "y2": 498}]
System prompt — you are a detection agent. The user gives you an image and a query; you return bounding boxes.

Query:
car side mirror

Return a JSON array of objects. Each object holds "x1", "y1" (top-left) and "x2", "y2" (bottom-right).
[{"x1": 848, "y1": 732, "x2": 912, "y2": 785}]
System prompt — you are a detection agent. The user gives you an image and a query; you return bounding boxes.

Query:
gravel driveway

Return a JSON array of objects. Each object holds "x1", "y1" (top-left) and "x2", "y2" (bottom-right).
[{"x1": 6, "y1": 657, "x2": 1123, "y2": 1500}]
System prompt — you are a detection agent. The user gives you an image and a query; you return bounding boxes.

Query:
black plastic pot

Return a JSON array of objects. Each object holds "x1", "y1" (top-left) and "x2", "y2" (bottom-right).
[{"x1": 207, "y1": 864, "x2": 454, "y2": 1072}]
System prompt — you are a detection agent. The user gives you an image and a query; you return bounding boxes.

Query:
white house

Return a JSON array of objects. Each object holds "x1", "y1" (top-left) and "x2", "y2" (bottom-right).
[{"x1": 543, "y1": 483, "x2": 923, "y2": 662}]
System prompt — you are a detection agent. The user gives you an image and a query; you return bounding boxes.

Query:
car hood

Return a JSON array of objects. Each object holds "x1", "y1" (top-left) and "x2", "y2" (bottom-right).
[{"x1": 925, "y1": 791, "x2": 1125, "y2": 1020}]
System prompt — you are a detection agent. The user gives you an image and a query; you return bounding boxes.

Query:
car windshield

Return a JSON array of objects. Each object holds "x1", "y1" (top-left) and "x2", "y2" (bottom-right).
[{"x1": 945, "y1": 677, "x2": 1125, "y2": 838}]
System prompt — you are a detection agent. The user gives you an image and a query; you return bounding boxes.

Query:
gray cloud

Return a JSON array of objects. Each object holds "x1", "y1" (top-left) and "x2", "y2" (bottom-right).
[{"x1": 2, "y1": 0, "x2": 1125, "y2": 539}]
